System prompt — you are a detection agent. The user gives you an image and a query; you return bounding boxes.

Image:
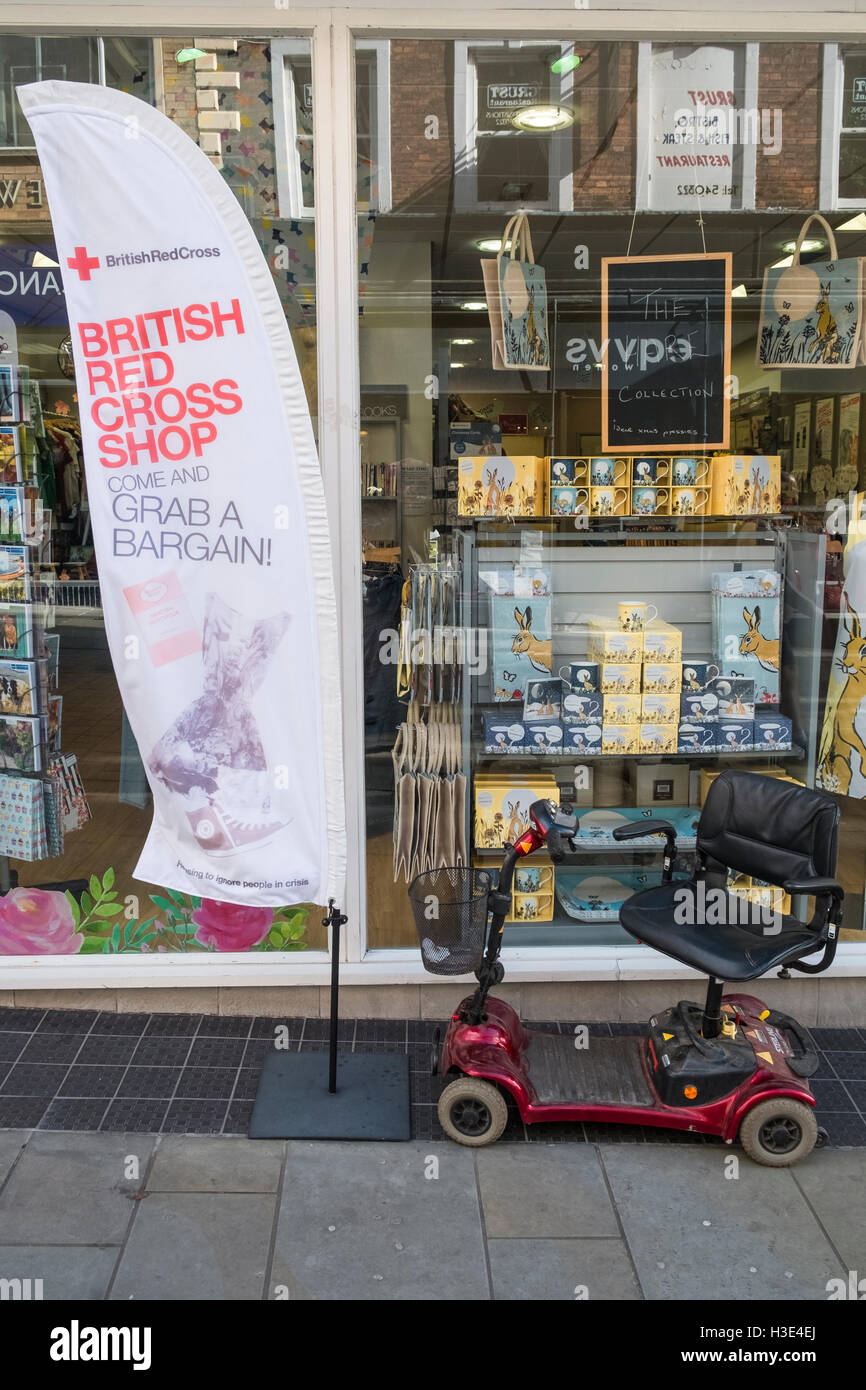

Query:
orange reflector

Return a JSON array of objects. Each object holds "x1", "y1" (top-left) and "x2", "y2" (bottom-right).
[
  {"x1": 514, "y1": 831, "x2": 537, "y2": 856},
  {"x1": 684, "y1": 1085, "x2": 698, "y2": 1099}
]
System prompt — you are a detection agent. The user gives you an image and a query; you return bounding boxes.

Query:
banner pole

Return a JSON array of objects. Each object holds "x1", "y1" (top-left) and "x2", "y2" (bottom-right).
[{"x1": 326, "y1": 899, "x2": 347, "y2": 1094}]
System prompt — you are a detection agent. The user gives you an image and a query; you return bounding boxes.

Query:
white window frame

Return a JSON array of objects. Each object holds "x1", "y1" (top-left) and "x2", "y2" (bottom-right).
[
  {"x1": 453, "y1": 39, "x2": 576, "y2": 213},
  {"x1": 272, "y1": 36, "x2": 391, "y2": 218},
  {"x1": 635, "y1": 40, "x2": 759, "y2": 213},
  {"x1": 819, "y1": 41, "x2": 866, "y2": 210}
]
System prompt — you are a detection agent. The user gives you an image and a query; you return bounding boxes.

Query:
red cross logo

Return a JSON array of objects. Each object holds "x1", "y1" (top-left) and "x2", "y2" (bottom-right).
[{"x1": 66, "y1": 246, "x2": 100, "y2": 281}]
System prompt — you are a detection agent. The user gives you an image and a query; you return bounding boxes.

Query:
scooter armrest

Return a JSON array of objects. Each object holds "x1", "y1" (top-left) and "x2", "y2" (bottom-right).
[
  {"x1": 612, "y1": 820, "x2": 677, "y2": 843},
  {"x1": 782, "y1": 877, "x2": 844, "y2": 901}
]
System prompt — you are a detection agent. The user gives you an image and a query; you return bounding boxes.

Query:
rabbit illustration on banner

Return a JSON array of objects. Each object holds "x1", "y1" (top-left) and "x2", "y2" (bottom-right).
[{"x1": 149, "y1": 593, "x2": 292, "y2": 854}]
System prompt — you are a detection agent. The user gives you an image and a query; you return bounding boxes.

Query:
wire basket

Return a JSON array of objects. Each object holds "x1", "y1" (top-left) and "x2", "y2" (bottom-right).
[{"x1": 408, "y1": 866, "x2": 493, "y2": 976}]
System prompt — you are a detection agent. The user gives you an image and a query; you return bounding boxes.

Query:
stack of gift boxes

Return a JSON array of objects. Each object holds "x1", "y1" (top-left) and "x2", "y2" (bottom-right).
[{"x1": 482, "y1": 584, "x2": 791, "y2": 756}]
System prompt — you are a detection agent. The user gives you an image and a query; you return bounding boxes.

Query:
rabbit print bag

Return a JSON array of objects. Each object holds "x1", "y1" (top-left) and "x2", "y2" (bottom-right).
[{"x1": 757, "y1": 213, "x2": 866, "y2": 369}]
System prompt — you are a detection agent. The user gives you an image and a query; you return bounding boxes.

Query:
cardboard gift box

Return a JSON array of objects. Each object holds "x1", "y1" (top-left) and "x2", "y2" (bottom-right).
[
  {"x1": 627, "y1": 760, "x2": 690, "y2": 805},
  {"x1": 562, "y1": 689, "x2": 604, "y2": 725},
  {"x1": 710, "y1": 456, "x2": 781, "y2": 516},
  {"x1": 563, "y1": 722, "x2": 602, "y2": 755},
  {"x1": 639, "y1": 722, "x2": 678, "y2": 754},
  {"x1": 705, "y1": 676, "x2": 756, "y2": 719},
  {"x1": 604, "y1": 692, "x2": 642, "y2": 724},
  {"x1": 586, "y1": 618, "x2": 644, "y2": 664},
  {"x1": 641, "y1": 691, "x2": 680, "y2": 725},
  {"x1": 678, "y1": 721, "x2": 718, "y2": 753},
  {"x1": 752, "y1": 714, "x2": 793, "y2": 751},
  {"x1": 602, "y1": 722, "x2": 640, "y2": 754},
  {"x1": 600, "y1": 661, "x2": 642, "y2": 694},
  {"x1": 458, "y1": 455, "x2": 544, "y2": 517},
  {"x1": 641, "y1": 620, "x2": 683, "y2": 664},
  {"x1": 483, "y1": 713, "x2": 526, "y2": 754},
  {"x1": 643, "y1": 661, "x2": 681, "y2": 694},
  {"x1": 523, "y1": 719, "x2": 564, "y2": 754},
  {"x1": 473, "y1": 770, "x2": 558, "y2": 850},
  {"x1": 717, "y1": 718, "x2": 754, "y2": 752}
]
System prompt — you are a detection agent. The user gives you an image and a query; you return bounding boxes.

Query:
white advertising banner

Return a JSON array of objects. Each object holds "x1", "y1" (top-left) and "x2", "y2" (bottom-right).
[
  {"x1": 645, "y1": 45, "x2": 746, "y2": 213},
  {"x1": 19, "y1": 81, "x2": 345, "y2": 908}
]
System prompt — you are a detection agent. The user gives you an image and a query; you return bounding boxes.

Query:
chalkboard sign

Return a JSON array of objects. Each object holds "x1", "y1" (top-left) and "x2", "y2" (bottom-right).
[{"x1": 601, "y1": 253, "x2": 731, "y2": 453}]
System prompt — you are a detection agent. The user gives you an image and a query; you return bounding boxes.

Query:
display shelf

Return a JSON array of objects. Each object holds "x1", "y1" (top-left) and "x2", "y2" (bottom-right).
[{"x1": 471, "y1": 744, "x2": 805, "y2": 763}]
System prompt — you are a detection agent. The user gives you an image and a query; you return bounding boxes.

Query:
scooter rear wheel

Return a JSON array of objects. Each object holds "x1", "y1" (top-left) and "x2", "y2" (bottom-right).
[
  {"x1": 738, "y1": 1097, "x2": 818, "y2": 1167},
  {"x1": 438, "y1": 1076, "x2": 508, "y2": 1147}
]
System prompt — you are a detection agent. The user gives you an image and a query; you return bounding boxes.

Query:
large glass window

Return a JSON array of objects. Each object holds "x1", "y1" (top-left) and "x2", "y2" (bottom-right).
[{"x1": 358, "y1": 35, "x2": 866, "y2": 951}]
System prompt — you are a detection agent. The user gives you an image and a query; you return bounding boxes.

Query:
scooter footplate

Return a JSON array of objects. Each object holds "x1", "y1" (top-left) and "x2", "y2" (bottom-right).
[{"x1": 527, "y1": 1033, "x2": 652, "y2": 1106}]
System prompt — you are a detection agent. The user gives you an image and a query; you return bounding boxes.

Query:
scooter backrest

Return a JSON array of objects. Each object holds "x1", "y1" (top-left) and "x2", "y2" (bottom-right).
[{"x1": 697, "y1": 769, "x2": 839, "y2": 885}]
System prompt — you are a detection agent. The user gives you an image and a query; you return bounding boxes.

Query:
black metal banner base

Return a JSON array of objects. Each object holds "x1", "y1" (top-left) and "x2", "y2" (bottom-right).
[{"x1": 248, "y1": 1050, "x2": 411, "y2": 1140}]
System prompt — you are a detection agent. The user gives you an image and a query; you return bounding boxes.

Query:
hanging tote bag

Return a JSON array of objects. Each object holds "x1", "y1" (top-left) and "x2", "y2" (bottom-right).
[
  {"x1": 757, "y1": 213, "x2": 866, "y2": 369},
  {"x1": 480, "y1": 213, "x2": 550, "y2": 371}
]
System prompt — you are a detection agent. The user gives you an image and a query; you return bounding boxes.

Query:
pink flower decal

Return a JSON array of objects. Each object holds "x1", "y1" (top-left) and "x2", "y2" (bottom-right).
[
  {"x1": 0, "y1": 887, "x2": 81, "y2": 955},
  {"x1": 192, "y1": 898, "x2": 273, "y2": 952}
]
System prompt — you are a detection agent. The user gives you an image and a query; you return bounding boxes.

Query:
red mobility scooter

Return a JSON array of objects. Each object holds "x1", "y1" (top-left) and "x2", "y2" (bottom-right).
[{"x1": 409, "y1": 770, "x2": 843, "y2": 1166}]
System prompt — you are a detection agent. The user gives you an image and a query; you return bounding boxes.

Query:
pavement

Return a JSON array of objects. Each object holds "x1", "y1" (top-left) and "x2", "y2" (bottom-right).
[{"x1": 0, "y1": 1130, "x2": 862, "y2": 1300}]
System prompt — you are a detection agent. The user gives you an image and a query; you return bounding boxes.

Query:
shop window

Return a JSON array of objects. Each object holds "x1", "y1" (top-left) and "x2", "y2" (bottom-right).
[
  {"x1": 355, "y1": 34, "x2": 866, "y2": 957},
  {"x1": 454, "y1": 40, "x2": 576, "y2": 211},
  {"x1": 272, "y1": 39, "x2": 390, "y2": 216}
]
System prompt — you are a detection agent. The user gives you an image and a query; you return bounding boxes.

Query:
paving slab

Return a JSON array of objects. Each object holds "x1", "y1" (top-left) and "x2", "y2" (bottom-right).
[
  {"x1": 0, "y1": 1129, "x2": 28, "y2": 1187},
  {"x1": 601, "y1": 1147, "x2": 846, "y2": 1300},
  {"x1": 146, "y1": 1135, "x2": 285, "y2": 1192},
  {"x1": 270, "y1": 1140, "x2": 488, "y2": 1300},
  {"x1": 476, "y1": 1145, "x2": 619, "y2": 1238},
  {"x1": 794, "y1": 1149, "x2": 866, "y2": 1274},
  {"x1": 488, "y1": 1237, "x2": 643, "y2": 1300},
  {"x1": 0, "y1": 1132, "x2": 155, "y2": 1245},
  {"x1": 0, "y1": 1244, "x2": 117, "y2": 1300},
  {"x1": 110, "y1": 1193, "x2": 276, "y2": 1301}
]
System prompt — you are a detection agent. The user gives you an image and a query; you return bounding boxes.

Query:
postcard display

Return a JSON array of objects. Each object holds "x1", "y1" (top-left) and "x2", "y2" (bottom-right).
[
  {"x1": 460, "y1": 523, "x2": 804, "y2": 937},
  {"x1": 0, "y1": 364, "x2": 89, "y2": 878}
]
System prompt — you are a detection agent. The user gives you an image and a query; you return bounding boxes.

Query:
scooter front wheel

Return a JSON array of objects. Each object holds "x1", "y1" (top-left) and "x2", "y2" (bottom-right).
[
  {"x1": 738, "y1": 1097, "x2": 818, "y2": 1167},
  {"x1": 438, "y1": 1076, "x2": 508, "y2": 1147}
]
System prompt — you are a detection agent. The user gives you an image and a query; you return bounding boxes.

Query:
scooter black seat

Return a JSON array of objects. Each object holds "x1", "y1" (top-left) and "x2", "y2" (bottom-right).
[{"x1": 620, "y1": 880, "x2": 821, "y2": 981}]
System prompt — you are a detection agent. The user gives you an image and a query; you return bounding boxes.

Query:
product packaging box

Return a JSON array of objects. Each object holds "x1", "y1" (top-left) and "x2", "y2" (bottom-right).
[
  {"x1": 639, "y1": 722, "x2": 678, "y2": 754},
  {"x1": 717, "y1": 718, "x2": 754, "y2": 751},
  {"x1": 711, "y1": 569, "x2": 780, "y2": 599},
  {"x1": 710, "y1": 456, "x2": 781, "y2": 516},
  {"x1": 523, "y1": 719, "x2": 564, "y2": 754},
  {"x1": 641, "y1": 620, "x2": 683, "y2": 664},
  {"x1": 680, "y1": 690, "x2": 720, "y2": 722},
  {"x1": 523, "y1": 678, "x2": 563, "y2": 720},
  {"x1": 600, "y1": 662, "x2": 642, "y2": 694},
  {"x1": 586, "y1": 619, "x2": 644, "y2": 664},
  {"x1": 563, "y1": 722, "x2": 602, "y2": 755},
  {"x1": 678, "y1": 721, "x2": 718, "y2": 753},
  {"x1": 483, "y1": 713, "x2": 526, "y2": 754},
  {"x1": 601, "y1": 723, "x2": 640, "y2": 755},
  {"x1": 643, "y1": 661, "x2": 681, "y2": 694},
  {"x1": 641, "y1": 691, "x2": 680, "y2": 725},
  {"x1": 705, "y1": 675, "x2": 756, "y2": 719},
  {"x1": 627, "y1": 760, "x2": 691, "y2": 805},
  {"x1": 752, "y1": 714, "x2": 793, "y2": 751},
  {"x1": 712, "y1": 594, "x2": 780, "y2": 705},
  {"x1": 473, "y1": 770, "x2": 558, "y2": 850},
  {"x1": 491, "y1": 596, "x2": 552, "y2": 703},
  {"x1": 561, "y1": 689, "x2": 603, "y2": 725},
  {"x1": 604, "y1": 693, "x2": 642, "y2": 724},
  {"x1": 458, "y1": 455, "x2": 544, "y2": 518}
]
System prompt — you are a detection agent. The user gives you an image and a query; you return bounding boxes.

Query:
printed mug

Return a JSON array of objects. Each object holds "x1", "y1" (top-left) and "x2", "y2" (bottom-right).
[
  {"x1": 591, "y1": 486, "x2": 629, "y2": 516},
  {"x1": 549, "y1": 486, "x2": 589, "y2": 517},
  {"x1": 670, "y1": 456, "x2": 710, "y2": 487},
  {"x1": 671, "y1": 486, "x2": 710, "y2": 516},
  {"x1": 632, "y1": 486, "x2": 669, "y2": 516},
  {"x1": 618, "y1": 601, "x2": 658, "y2": 632},
  {"x1": 549, "y1": 457, "x2": 590, "y2": 487},
  {"x1": 559, "y1": 662, "x2": 599, "y2": 692},
  {"x1": 631, "y1": 457, "x2": 671, "y2": 486},
  {"x1": 681, "y1": 661, "x2": 720, "y2": 692},
  {"x1": 590, "y1": 457, "x2": 628, "y2": 487}
]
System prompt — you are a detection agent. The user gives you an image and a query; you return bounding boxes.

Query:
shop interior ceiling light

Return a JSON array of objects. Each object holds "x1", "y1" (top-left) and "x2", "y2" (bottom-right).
[
  {"x1": 460, "y1": 301, "x2": 488, "y2": 311},
  {"x1": 452, "y1": 338, "x2": 475, "y2": 345},
  {"x1": 781, "y1": 238, "x2": 824, "y2": 254},
  {"x1": 512, "y1": 104, "x2": 574, "y2": 131},
  {"x1": 551, "y1": 53, "x2": 582, "y2": 75},
  {"x1": 837, "y1": 212, "x2": 866, "y2": 231},
  {"x1": 175, "y1": 47, "x2": 208, "y2": 63},
  {"x1": 477, "y1": 237, "x2": 511, "y2": 253}
]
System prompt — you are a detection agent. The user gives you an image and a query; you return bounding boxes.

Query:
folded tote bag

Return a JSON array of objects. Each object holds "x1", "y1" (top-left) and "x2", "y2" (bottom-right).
[{"x1": 480, "y1": 212, "x2": 550, "y2": 371}]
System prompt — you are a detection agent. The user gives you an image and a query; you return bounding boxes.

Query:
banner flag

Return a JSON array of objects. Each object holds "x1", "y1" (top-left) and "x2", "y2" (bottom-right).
[{"x1": 19, "y1": 81, "x2": 346, "y2": 908}]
